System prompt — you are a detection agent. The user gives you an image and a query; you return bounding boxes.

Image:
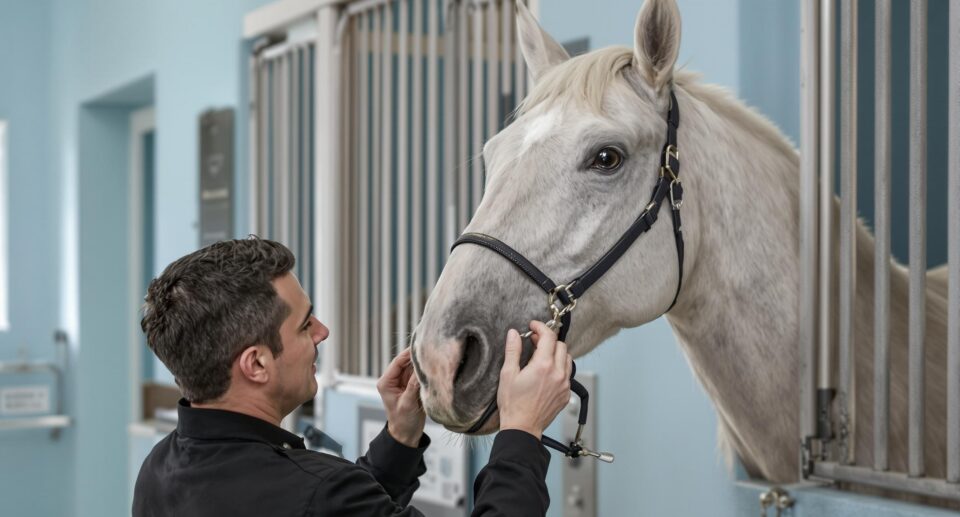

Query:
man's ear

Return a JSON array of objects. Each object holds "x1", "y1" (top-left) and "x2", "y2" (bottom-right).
[{"x1": 237, "y1": 345, "x2": 271, "y2": 384}]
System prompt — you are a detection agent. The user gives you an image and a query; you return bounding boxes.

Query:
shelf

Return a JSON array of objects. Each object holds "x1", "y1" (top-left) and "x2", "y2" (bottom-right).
[{"x1": 0, "y1": 415, "x2": 71, "y2": 431}]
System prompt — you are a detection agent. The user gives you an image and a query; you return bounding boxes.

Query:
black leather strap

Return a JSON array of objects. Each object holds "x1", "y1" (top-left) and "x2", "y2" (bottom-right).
[
  {"x1": 451, "y1": 233, "x2": 575, "y2": 342},
  {"x1": 568, "y1": 176, "x2": 670, "y2": 299}
]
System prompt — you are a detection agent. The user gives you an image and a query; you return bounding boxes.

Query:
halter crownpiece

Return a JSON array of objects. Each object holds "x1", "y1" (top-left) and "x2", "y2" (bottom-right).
[{"x1": 452, "y1": 89, "x2": 683, "y2": 462}]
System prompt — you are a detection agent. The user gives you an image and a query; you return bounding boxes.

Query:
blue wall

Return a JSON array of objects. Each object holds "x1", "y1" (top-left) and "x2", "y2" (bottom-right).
[
  {"x1": 0, "y1": 2, "x2": 75, "y2": 517},
  {"x1": 0, "y1": 1, "x2": 271, "y2": 515}
]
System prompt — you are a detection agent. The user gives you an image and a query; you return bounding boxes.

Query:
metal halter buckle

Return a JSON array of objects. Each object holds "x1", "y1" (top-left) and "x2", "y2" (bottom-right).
[
  {"x1": 519, "y1": 283, "x2": 577, "y2": 339},
  {"x1": 669, "y1": 179, "x2": 683, "y2": 209},
  {"x1": 660, "y1": 145, "x2": 679, "y2": 180}
]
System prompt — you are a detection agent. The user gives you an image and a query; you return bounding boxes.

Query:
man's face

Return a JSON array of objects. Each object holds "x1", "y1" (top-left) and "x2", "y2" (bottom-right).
[{"x1": 271, "y1": 272, "x2": 329, "y2": 413}]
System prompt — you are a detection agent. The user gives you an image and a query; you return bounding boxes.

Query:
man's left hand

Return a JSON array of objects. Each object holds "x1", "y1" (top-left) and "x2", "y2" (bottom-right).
[{"x1": 377, "y1": 347, "x2": 426, "y2": 448}]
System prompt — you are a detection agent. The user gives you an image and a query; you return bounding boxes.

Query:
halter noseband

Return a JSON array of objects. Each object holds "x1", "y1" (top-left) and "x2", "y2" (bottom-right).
[{"x1": 451, "y1": 89, "x2": 684, "y2": 462}]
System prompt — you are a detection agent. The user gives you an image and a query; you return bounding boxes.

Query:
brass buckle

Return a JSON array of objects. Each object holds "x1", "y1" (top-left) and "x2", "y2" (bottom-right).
[{"x1": 660, "y1": 145, "x2": 679, "y2": 180}]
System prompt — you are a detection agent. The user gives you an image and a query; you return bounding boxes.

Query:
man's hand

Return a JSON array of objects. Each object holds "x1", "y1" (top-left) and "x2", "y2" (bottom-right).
[
  {"x1": 377, "y1": 347, "x2": 426, "y2": 448},
  {"x1": 497, "y1": 321, "x2": 573, "y2": 439}
]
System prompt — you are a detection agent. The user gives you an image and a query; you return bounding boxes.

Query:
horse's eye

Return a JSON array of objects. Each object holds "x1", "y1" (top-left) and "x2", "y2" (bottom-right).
[{"x1": 590, "y1": 147, "x2": 624, "y2": 172}]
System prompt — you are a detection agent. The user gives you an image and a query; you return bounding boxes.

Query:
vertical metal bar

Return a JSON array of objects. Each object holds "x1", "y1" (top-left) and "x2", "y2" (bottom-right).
[
  {"x1": 267, "y1": 59, "x2": 274, "y2": 238},
  {"x1": 471, "y1": 5, "x2": 483, "y2": 213},
  {"x1": 291, "y1": 48, "x2": 301, "y2": 273},
  {"x1": 908, "y1": 0, "x2": 927, "y2": 478},
  {"x1": 799, "y1": 0, "x2": 820, "y2": 468},
  {"x1": 334, "y1": 41, "x2": 344, "y2": 375},
  {"x1": 411, "y1": 0, "x2": 423, "y2": 332},
  {"x1": 333, "y1": 41, "x2": 345, "y2": 373},
  {"x1": 350, "y1": 18, "x2": 362, "y2": 375},
  {"x1": 818, "y1": 0, "x2": 835, "y2": 394},
  {"x1": 274, "y1": 57, "x2": 283, "y2": 241},
  {"x1": 298, "y1": 48, "x2": 306, "y2": 299},
  {"x1": 458, "y1": 3, "x2": 469, "y2": 232},
  {"x1": 371, "y1": 7, "x2": 383, "y2": 375},
  {"x1": 428, "y1": 0, "x2": 441, "y2": 287},
  {"x1": 874, "y1": 0, "x2": 892, "y2": 473},
  {"x1": 381, "y1": 1, "x2": 394, "y2": 371},
  {"x1": 838, "y1": 0, "x2": 857, "y2": 465},
  {"x1": 398, "y1": 0, "x2": 409, "y2": 352},
  {"x1": 281, "y1": 54, "x2": 291, "y2": 245},
  {"x1": 948, "y1": 0, "x2": 960, "y2": 485},
  {"x1": 501, "y1": 0, "x2": 511, "y2": 115},
  {"x1": 267, "y1": 58, "x2": 275, "y2": 239},
  {"x1": 341, "y1": 32, "x2": 356, "y2": 375},
  {"x1": 443, "y1": 1, "x2": 457, "y2": 255},
  {"x1": 316, "y1": 5, "x2": 343, "y2": 412},
  {"x1": 305, "y1": 45, "x2": 316, "y2": 311},
  {"x1": 260, "y1": 59, "x2": 270, "y2": 236},
  {"x1": 486, "y1": 0, "x2": 498, "y2": 147},
  {"x1": 249, "y1": 53, "x2": 260, "y2": 237},
  {"x1": 359, "y1": 12, "x2": 371, "y2": 377}
]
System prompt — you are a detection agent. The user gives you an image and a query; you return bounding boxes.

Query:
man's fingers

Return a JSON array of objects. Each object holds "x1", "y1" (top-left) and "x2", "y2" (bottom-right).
[
  {"x1": 385, "y1": 348, "x2": 411, "y2": 376},
  {"x1": 378, "y1": 348, "x2": 413, "y2": 393},
  {"x1": 397, "y1": 364, "x2": 413, "y2": 388},
  {"x1": 528, "y1": 320, "x2": 557, "y2": 361},
  {"x1": 401, "y1": 374, "x2": 421, "y2": 402},
  {"x1": 564, "y1": 353, "x2": 573, "y2": 380},
  {"x1": 501, "y1": 329, "x2": 521, "y2": 378},
  {"x1": 554, "y1": 340, "x2": 568, "y2": 370}
]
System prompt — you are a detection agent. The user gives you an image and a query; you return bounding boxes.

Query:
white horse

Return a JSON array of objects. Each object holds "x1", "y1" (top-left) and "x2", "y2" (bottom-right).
[{"x1": 411, "y1": 0, "x2": 950, "y2": 486}]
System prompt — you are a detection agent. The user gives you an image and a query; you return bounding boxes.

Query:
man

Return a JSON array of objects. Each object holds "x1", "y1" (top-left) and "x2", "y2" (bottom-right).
[{"x1": 133, "y1": 237, "x2": 572, "y2": 516}]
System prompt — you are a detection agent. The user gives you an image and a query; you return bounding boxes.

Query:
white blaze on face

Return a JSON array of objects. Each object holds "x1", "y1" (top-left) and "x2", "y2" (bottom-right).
[{"x1": 521, "y1": 108, "x2": 562, "y2": 153}]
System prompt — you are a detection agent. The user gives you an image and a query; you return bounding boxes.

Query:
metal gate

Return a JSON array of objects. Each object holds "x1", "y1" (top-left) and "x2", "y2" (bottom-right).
[
  {"x1": 798, "y1": 0, "x2": 960, "y2": 502},
  {"x1": 247, "y1": 0, "x2": 533, "y2": 383}
]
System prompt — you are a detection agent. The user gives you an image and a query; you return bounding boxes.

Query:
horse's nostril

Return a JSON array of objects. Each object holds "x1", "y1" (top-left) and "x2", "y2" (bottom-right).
[{"x1": 454, "y1": 331, "x2": 485, "y2": 389}]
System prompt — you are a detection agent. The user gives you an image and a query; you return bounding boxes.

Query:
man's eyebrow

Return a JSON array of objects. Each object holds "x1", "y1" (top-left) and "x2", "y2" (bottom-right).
[{"x1": 299, "y1": 304, "x2": 313, "y2": 329}]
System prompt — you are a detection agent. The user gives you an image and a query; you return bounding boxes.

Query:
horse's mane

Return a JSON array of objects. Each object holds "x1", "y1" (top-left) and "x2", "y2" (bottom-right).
[{"x1": 519, "y1": 46, "x2": 799, "y2": 165}]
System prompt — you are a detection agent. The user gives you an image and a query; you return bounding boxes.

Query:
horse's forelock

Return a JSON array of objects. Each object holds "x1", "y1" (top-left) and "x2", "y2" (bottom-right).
[{"x1": 518, "y1": 46, "x2": 637, "y2": 116}]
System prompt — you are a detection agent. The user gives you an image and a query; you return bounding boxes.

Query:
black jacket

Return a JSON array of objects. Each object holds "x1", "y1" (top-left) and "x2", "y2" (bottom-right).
[{"x1": 133, "y1": 399, "x2": 551, "y2": 516}]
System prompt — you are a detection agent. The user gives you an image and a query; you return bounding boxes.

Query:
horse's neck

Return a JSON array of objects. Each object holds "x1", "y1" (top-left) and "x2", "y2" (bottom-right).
[
  {"x1": 655, "y1": 83, "x2": 949, "y2": 483},
  {"x1": 662, "y1": 86, "x2": 808, "y2": 481}
]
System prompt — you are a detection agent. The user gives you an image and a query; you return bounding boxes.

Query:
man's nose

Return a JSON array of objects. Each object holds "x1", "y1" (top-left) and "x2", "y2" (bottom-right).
[{"x1": 312, "y1": 319, "x2": 329, "y2": 344}]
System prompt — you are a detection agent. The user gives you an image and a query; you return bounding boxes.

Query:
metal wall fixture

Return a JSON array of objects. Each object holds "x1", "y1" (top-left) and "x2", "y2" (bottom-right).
[{"x1": 0, "y1": 331, "x2": 71, "y2": 439}]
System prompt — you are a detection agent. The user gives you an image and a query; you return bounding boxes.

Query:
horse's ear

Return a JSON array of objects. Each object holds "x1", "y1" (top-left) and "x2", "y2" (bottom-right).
[
  {"x1": 633, "y1": 0, "x2": 681, "y2": 91},
  {"x1": 516, "y1": 1, "x2": 570, "y2": 82}
]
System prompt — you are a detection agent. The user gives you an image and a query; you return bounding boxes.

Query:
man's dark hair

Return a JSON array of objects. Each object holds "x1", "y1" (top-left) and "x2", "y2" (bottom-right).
[{"x1": 141, "y1": 237, "x2": 296, "y2": 402}]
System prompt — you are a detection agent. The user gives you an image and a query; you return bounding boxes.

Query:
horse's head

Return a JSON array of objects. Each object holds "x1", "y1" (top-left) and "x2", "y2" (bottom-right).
[{"x1": 413, "y1": 0, "x2": 694, "y2": 432}]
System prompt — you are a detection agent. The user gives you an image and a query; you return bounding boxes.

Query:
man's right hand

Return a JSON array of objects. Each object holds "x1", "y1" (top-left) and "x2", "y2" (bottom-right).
[{"x1": 497, "y1": 320, "x2": 573, "y2": 439}]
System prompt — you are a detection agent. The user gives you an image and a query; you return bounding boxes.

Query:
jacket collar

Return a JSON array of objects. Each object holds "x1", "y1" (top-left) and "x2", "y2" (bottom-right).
[{"x1": 176, "y1": 398, "x2": 306, "y2": 450}]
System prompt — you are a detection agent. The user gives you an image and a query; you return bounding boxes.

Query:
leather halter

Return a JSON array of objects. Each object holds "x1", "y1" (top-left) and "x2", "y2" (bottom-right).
[{"x1": 450, "y1": 90, "x2": 684, "y2": 458}]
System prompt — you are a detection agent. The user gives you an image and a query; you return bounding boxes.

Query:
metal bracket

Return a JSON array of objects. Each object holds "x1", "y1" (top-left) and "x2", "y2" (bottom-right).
[{"x1": 562, "y1": 372, "x2": 597, "y2": 517}]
